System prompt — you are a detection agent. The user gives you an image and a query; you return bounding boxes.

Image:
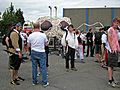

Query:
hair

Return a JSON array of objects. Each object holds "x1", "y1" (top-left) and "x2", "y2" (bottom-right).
[
  {"x1": 89, "y1": 28, "x2": 92, "y2": 32},
  {"x1": 33, "y1": 23, "x2": 40, "y2": 29},
  {"x1": 112, "y1": 17, "x2": 120, "y2": 23},
  {"x1": 75, "y1": 30, "x2": 80, "y2": 35},
  {"x1": 67, "y1": 24, "x2": 74, "y2": 30},
  {"x1": 104, "y1": 26, "x2": 110, "y2": 31},
  {"x1": 99, "y1": 28, "x2": 104, "y2": 31}
]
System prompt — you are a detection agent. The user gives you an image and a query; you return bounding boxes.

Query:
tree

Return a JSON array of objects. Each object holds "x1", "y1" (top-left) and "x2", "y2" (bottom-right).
[
  {"x1": 15, "y1": 9, "x2": 25, "y2": 25},
  {"x1": 0, "y1": 2, "x2": 25, "y2": 36}
]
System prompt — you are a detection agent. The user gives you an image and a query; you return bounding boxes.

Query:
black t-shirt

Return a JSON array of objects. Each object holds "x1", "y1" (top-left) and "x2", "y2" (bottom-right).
[
  {"x1": 94, "y1": 31, "x2": 102, "y2": 45},
  {"x1": 86, "y1": 32, "x2": 93, "y2": 44}
]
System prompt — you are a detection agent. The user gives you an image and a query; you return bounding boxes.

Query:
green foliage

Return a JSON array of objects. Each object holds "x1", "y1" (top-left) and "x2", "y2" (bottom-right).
[{"x1": 0, "y1": 2, "x2": 25, "y2": 36}]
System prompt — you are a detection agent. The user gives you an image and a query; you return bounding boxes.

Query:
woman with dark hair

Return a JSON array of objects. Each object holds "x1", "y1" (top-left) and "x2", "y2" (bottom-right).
[{"x1": 65, "y1": 24, "x2": 78, "y2": 72}]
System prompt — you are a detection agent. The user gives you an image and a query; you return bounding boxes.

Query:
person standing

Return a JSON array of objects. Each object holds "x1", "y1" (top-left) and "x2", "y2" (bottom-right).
[
  {"x1": 107, "y1": 18, "x2": 120, "y2": 87},
  {"x1": 77, "y1": 31, "x2": 85, "y2": 63},
  {"x1": 28, "y1": 23, "x2": 49, "y2": 86},
  {"x1": 86, "y1": 28, "x2": 94, "y2": 57},
  {"x1": 81, "y1": 31, "x2": 86, "y2": 53},
  {"x1": 101, "y1": 27, "x2": 108, "y2": 68},
  {"x1": 65, "y1": 24, "x2": 78, "y2": 71},
  {"x1": 8, "y1": 23, "x2": 24, "y2": 85},
  {"x1": 94, "y1": 28, "x2": 102, "y2": 63}
]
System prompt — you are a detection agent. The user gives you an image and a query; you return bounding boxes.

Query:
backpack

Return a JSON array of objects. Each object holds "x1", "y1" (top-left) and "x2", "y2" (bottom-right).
[
  {"x1": 94, "y1": 32, "x2": 102, "y2": 44},
  {"x1": 2, "y1": 30, "x2": 14, "y2": 48},
  {"x1": 61, "y1": 30, "x2": 68, "y2": 46},
  {"x1": 2, "y1": 35, "x2": 7, "y2": 46}
]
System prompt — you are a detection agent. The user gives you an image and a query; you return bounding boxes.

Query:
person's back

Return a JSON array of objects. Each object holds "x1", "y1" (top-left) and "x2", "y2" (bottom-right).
[
  {"x1": 28, "y1": 23, "x2": 49, "y2": 86},
  {"x1": 94, "y1": 31, "x2": 102, "y2": 45},
  {"x1": 29, "y1": 32, "x2": 47, "y2": 52},
  {"x1": 86, "y1": 32, "x2": 93, "y2": 45}
]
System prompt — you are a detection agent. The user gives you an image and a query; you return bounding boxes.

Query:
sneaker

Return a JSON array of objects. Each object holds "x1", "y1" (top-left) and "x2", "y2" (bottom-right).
[
  {"x1": 10, "y1": 80, "x2": 20, "y2": 85},
  {"x1": 32, "y1": 82, "x2": 39, "y2": 86},
  {"x1": 108, "y1": 81, "x2": 117, "y2": 87},
  {"x1": 32, "y1": 83, "x2": 36, "y2": 86},
  {"x1": 71, "y1": 68, "x2": 77, "y2": 71},
  {"x1": 43, "y1": 82, "x2": 49, "y2": 87}
]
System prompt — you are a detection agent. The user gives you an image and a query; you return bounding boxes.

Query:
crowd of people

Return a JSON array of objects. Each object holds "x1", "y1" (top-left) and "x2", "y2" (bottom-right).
[
  {"x1": 61, "y1": 17, "x2": 120, "y2": 87},
  {"x1": 3, "y1": 22, "x2": 49, "y2": 86},
  {"x1": 2, "y1": 17, "x2": 120, "y2": 87}
]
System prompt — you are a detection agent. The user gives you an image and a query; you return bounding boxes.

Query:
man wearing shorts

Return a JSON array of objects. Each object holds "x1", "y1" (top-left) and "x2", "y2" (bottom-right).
[
  {"x1": 107, "y1": 18, "x2": 120, "y2": 87},
  {"x1": 8, "y1": 23, "x2": 24, "y2": 85}
]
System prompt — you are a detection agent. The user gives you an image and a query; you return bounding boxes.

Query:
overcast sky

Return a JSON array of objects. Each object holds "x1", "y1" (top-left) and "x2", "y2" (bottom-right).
[{"x1": 0, "y1": 0, "x2": 120, "y2": 22}]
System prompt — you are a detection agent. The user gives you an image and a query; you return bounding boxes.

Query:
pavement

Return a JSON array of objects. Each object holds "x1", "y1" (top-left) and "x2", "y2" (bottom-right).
[{"x1": 0, "y1": 43, "x2": 120, "y2": 90}]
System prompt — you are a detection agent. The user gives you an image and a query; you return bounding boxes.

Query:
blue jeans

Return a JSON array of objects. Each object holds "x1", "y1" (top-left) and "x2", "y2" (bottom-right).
[{"x1": 31, "y1": 50, "x2": 48, "y2": 84}]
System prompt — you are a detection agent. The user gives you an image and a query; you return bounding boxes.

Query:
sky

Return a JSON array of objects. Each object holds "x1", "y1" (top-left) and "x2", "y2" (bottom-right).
[{"x1": 0, "y1": 0, "x2": 120, "y2": 22}]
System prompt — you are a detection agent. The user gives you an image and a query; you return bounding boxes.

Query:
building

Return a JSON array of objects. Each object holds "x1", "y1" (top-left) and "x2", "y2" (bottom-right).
[{"x1": 63, "y1": 7, "x2": 120, "y2": 32}]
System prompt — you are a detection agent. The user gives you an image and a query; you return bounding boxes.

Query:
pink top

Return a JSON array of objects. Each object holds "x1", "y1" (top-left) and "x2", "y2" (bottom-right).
[{"x1": 108, "y1": 27, "x2": 120, "y2": 52}]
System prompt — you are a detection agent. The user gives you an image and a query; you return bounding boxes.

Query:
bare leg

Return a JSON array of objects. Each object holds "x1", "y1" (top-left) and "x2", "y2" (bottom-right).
[
  {"x1": 108, "y1": 67, "x2": 113, "y2": 80},
  {"x1": 10, "y1": 69, "x2": 15, "y2": 81}
]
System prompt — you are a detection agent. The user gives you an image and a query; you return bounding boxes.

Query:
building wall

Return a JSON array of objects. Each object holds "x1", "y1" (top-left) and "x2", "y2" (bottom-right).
[
  {"x1": 88, "y1": 8, "x2": 111, "y2": 26},
  {"x1": 63, "y1": 8, "x2": 86, "y2": 31},
  {"x1": 63, "y1": 8, "x2": 120, "y2": 32},
  {"x1": 114, "y1": 8, "x2": 120, "y2": 18}
]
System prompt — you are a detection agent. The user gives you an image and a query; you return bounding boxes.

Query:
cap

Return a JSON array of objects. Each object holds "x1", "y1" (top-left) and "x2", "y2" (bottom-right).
[{"x1": 16, "y1": 22, "x2": 22, "y2": 27}]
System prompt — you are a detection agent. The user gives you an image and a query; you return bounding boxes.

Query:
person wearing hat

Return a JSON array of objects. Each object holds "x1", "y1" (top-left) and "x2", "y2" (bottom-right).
[{"x1": 8, "y1": 22, "x2": 24, "y2": 85}]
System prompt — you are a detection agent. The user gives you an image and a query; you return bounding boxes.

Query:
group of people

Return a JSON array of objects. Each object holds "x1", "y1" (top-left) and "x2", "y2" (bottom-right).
[
  {"x1": 4, "y1": 22, "x2": 49, "y2": 86},
  {"x1": 3, "y1": 17, "x2": 120, "y2": 88},
  {"x1": 61, "y1": 17, "x2": 120, "y2": 87}
]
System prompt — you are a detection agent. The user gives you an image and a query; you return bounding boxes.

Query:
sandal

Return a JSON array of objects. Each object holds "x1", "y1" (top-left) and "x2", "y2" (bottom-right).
[{"x1": 10, "y1": 80, "x2": 20, "y2": 85}]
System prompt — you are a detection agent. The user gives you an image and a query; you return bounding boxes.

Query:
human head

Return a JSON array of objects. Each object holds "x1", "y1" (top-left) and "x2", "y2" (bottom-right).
[
  {"x1": 99, "y1": 28, "x2": 104, "y2": 32},
  {"x1": 112, "y1": 18, "x2": 120, "y2": 29},
  {"x1": 15, "y1": 22, "x2": 22, "y2": 32},
  {"x1": 67, "y1": 24, "x2": 74, "y2": 33},
  {"x1": 89, "y1": 28, "x2": 92, "y2": 32},
  {"x1": 33, "y1": 22, "x2": 40, "y2": 29}
]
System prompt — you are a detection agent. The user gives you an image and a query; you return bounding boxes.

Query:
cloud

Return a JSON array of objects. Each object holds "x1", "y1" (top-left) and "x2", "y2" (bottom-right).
[{"x1": 0, "y1": 0, "x2": 120, "y2": 22}]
